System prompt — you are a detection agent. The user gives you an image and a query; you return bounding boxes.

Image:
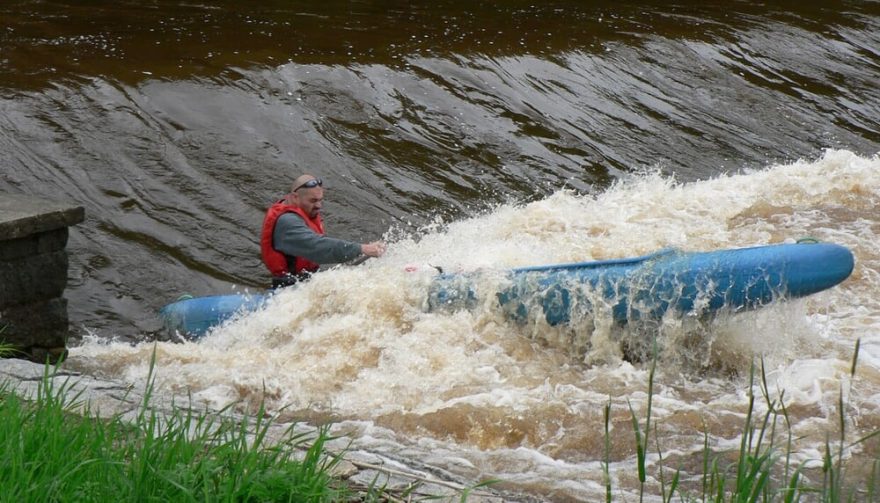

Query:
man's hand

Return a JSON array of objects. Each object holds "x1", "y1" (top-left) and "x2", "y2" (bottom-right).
[{"x1": 361, "y1": 241, "x2": 387, "y2": 257}]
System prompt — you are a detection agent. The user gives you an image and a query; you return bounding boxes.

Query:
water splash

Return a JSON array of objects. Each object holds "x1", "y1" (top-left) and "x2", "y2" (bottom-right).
[{"x1": 69, "y1": 150, "x2": 880, "y2": 499}]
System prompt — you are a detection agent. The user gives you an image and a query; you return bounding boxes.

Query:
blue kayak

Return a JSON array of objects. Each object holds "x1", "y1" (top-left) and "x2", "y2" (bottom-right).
[
  {"x1": 161, "y1": 241, "x2": 854, "y2": 338},
  {"x1": 160, "y1": 294, "x2": 267, "y2": 339},
  {"x1": 430, "y1": 241, "x2": 854, "y2": 326}
]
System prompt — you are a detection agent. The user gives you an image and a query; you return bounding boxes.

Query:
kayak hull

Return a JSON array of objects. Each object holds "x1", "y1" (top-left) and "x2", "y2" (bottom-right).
[
  {"x1": 161, "y1": 242, "x2": 854, "y2": 337},
  {"x1": 160, "y1": 294, "x2": 266, "y2": 339},
  {"x1": 485, "y1": 242, "x2": 855, "y2": 326}
]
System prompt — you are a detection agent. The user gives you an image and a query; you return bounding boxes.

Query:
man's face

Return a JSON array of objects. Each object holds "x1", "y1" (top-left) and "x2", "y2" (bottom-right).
[{"x1": 291, "y1": 187, "x2": 324, "y2": 219}]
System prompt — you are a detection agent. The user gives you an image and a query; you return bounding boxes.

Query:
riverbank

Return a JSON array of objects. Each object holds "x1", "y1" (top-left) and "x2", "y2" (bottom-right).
[
  {"x1": 0, "y1": 356, "x2": 510, "y2": 502},
  {"x1": 4, "y1": 346, "x2": 877, "y2": 501}
]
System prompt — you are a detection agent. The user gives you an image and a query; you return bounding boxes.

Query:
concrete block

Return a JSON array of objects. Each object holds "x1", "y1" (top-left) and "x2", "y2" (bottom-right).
[
  {"x1": 0, "y1": 228, "x2": 69, "y2": 261},
  {"x1": 0, "y1": 194, "x2": 84, "y2": 241},
  {"x1": 0, "y1": 250, "x2": 69, "y2": 306},
  {"x1": 0, "y1": 194, "x2": 83, "y2": 364},
  {"x1": 0, "y1": 297, "x2": 69, "y2": 348}
]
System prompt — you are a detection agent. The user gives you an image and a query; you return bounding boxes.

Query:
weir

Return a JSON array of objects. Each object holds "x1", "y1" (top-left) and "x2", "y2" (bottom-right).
[{"x1": 0, "y1": 194, "x2": 84, "y2": 362}]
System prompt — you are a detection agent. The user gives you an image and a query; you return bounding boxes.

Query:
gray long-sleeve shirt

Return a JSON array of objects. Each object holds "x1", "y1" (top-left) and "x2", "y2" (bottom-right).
[{"x1": 272, "y1": 213, "x2": 361, "y2": 266}]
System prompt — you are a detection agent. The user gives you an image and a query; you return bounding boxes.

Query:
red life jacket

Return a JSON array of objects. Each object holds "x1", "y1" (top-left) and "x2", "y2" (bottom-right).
[{"x1": 260, "y1": 200, "x2": 324, "y2": 277}]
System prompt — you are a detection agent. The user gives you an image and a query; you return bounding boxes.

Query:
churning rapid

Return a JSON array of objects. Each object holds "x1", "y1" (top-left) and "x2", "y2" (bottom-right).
[
  {"x1": 71, "y1": 151, "x2": 880, "y2": 500},
  {"x1": 2, "y1": 1, "x2": 879, "y2": 500}
]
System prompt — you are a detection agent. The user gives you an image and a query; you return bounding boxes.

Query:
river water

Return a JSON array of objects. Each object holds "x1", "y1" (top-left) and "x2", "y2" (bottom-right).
[{"x1": 2, "y1": 1, "x2": 880, "y2": 500}]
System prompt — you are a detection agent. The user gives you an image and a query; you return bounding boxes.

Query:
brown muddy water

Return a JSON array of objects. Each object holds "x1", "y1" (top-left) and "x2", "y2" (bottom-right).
[{"x1": 2, "y1": 1, "x2": 880, "y2": 500}]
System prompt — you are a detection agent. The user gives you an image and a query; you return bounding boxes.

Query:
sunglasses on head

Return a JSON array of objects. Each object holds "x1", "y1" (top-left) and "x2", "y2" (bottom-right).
[{"x1": 293, "y1": 178, "x2": 323, "y2": 191}]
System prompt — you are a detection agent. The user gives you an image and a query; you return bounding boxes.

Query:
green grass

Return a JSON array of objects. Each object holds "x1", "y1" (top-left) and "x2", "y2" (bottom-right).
[
  {"x1": 0, "y1": 343, "x2": 15, "y2": 358},
  {"x1": 0, "y1": 354, "x2": 347, "y2": 502},
  {"x1": 0, "y1": 324, "x2": 18, "y2": 358}
]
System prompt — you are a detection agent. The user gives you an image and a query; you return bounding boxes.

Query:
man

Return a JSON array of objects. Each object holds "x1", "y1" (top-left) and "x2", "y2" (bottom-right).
[{"x1": 260, "y1": 174, "x2": 386, "y2": 288}]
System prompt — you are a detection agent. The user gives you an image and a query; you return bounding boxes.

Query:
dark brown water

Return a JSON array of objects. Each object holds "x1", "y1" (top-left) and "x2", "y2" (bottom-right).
[{"x1": 3, "y1": 1, "x2": 880, "y2": 500}]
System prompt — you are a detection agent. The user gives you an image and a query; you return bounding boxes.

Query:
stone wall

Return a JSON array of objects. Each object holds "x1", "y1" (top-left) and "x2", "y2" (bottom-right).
[{"x1": 0, "y1": 194, "x2": 84, "y2": 363}]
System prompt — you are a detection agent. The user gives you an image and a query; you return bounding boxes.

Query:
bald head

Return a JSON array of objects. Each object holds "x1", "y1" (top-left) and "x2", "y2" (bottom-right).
[
  {"x1": 291, "y1": 174, "x2": 321, "y2": 193},
  {"x1": 286, "y1": 174, "x2": 324, "y2": 218}
]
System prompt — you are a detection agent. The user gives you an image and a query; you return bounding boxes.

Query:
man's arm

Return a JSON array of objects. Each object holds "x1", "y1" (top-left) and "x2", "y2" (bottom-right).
[{"x1": 273, "y1": 213, "x2": 362, "y2": 264}]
